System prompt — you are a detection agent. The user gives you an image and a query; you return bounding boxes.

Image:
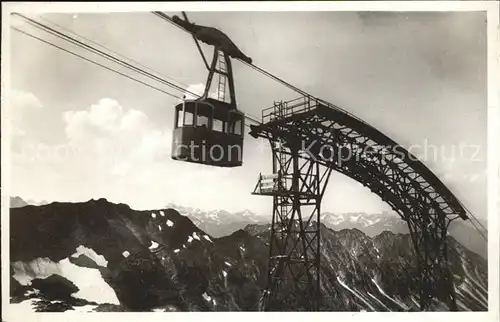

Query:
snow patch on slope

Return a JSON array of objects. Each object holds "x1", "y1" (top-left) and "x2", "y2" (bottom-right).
[
  {"x1": 11, "y1": 257, "x2": 120, "y2": 305},
  {"x1": 337, "y1": 277, "x2": 375, "y2": 311},
  {"x1": 458, "y1": 279, "x2": 488, "y2": 308},
  {"x1": 202, "y1": 292, "x2": 212, "y2": 302},
  {"x1": 371, "y1": 278, "x2": 408, "y2": 310},
  {"x1": 71, "y1": 245, "x2": 108, "y2": 268},
  {"x1": 368, "y1": 292, "x2": 391, "y2": 311},
  {"x1": 149, "y1": 241, "x2": 159, "y2": 250},
  {"x1": 70, "y1": 305, "x2": 98, "y2": 312},
  {"x1": 8, "y1": 298, "x2": 41, "y2": 313},
  {"x1": 349, "y1": 214, "x2": 362, "y2": 223}
]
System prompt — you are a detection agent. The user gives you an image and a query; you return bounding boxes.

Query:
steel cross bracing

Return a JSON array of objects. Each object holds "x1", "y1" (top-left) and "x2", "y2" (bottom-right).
[
  {"x1": 253, "y1": 128, "x2": 333, "y2": 311},
  {"x1": 249, "y1": 96, "x2": 467, "y2": 311}
]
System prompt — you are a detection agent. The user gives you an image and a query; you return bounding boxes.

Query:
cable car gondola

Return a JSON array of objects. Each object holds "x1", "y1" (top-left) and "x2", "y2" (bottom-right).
[{"x1": 170, "y1": 14, "x2": 251, "y2": 167}]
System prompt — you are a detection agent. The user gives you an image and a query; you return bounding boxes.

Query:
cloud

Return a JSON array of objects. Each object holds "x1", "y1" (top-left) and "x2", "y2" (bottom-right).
[
  {"x1": 8, "y1": 89, "x2": 44, "y2": 145},
  {"x1": 11, "y1": 96, "x2": 244, "y2": 210},
  {"x1": 61, "y1": 98, "x2": 171, "y2": 175},
  {"x1": 468, "y1": 174, "x2": 480, "y2": 183},
  {"x1": 10, "y1": 89, "x2": 43, "y2": 111},
  {"x1": 9, "y1": 89, "x2": 43, "y2": 130},
  {"x1": 63, "y1": 98, "x2": 148, "y2": 142},
  {"x1": 183, "y1": 83, "x2": 205, "y2": 100},
  {"x1": 7, "y1": 97, "x2": 177, "y2": 206},
  {"x1": 182, "y1": 83, "x2": 219, "y2": 101},
  {"x1": 8, "y1": 12, "x2": 486, "y2": 217}
]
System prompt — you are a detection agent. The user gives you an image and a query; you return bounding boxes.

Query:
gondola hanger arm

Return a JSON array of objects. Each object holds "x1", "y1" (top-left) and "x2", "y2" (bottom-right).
[{"x1": 180, "y1": 12, "x2": 210, "y2": 70}]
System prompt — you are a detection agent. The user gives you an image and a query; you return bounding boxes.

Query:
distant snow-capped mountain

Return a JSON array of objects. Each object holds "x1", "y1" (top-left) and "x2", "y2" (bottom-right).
[
  {"x1": 8, "y1": 199, "x2": 487, "y2": 313},
  {"x1": 10, "y1": 196, "x2": 29, "y2": 208},
  {"x1": 320, "y1": 212, "x2": 487, "y2": 259},
  {"x1": 164, "y1": 205, "x2": 486, "y2": 259},
  {"x1": 28, "y1": 199, "x2": 49, "y2": 206},
  {"x1": 10, "y1": 196, "x2": 49, "y2": 208},
  {"x1": 11, "y1": 196, "x2": 485, "y2": 260},
  {"x1": 165, "y1": 203, "x2": 269, "y2": 238},
  {"x1": 320, "y1": 211, "x2": 407, "y2": 237}
]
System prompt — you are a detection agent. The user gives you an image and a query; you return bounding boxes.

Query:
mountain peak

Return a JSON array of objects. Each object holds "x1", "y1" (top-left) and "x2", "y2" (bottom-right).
[
  {"x1": 9, "y1": 198, "x2": 488, "y2": 312},
  {"x1": 89, "y1": 197, "x2": 110, "y2": 204},
  {"x1": 10, "y1": 196, "x2": 29, "y2": 208}
]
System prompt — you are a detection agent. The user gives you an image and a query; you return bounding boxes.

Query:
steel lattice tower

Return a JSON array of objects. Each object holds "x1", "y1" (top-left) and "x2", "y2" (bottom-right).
[
  {"x1": 253, "y1": 101, "x2": 332, "y2": 311},
  {"x1": 250, "y1": 96, "x2": 465, "y2": 312}
]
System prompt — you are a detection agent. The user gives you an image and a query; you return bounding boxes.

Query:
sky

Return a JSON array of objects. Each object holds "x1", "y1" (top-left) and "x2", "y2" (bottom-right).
[{"x1": 7, "y1": 10, "x2": 488, "y2": 218}]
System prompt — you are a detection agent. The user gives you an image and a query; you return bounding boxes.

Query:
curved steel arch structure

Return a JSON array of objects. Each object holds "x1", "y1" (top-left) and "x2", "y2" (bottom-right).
[{"x1": 250, "y1": 96, "x2": 467, "y2": 311}]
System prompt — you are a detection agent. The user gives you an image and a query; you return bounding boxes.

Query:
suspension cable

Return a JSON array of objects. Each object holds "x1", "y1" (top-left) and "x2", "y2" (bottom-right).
[
  {"x1": 152, "y1": 11, "x2": 495, "y2": 240},
  {"x1": 11, "y1": 26, "x2": 182, "y2": 100},
  {"x1": 150, "y1": 11, "x2": 394, "y2": 128},
  {"x1": 151, "y1": 11, "x2": 261, "y2": 125},
  {"x1": 151, "y1": 11, "x2": 309, "y2": 97},
  {"x1": 12, "y1": 13, "x2": 202, "y2": 100},
  {"x1": 14, "y1": 12, "x2": 486, "y2": 242},
  {"x1": 36, "y1": 15, "x2": 192, "y2": 91},
  {"x1": 44, "y1": 10, "x2": 482, "y2": 230},
  {"x1": 12, "y1": 17, "x2": 261, "y2": 126},
  {"x1": 28, "y1": 11, "x2": 262, "y2": 125},
  {"x1": 465, "y1": 206, "x2": 488, "y2": 234},
  {"x1": 469, "y1": 218, "x2": 488, "y2": 241},
  {"x1": 455, "y1": 200, "x2": 488, "y2": 240}
]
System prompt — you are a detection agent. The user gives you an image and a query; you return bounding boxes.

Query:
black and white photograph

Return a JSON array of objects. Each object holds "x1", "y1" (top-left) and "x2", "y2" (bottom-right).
[{"x1": 1, "y1": 1, "x2": 499, "y2": 319}]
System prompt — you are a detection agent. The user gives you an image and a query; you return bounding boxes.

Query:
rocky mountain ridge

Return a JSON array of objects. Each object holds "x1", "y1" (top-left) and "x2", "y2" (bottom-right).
[
  {"x1": 6, "y1": 199, "x2": 488, "y2": 314},
  {"x1": 164, "y1": 202, "x2": 487, "y2": 259}
]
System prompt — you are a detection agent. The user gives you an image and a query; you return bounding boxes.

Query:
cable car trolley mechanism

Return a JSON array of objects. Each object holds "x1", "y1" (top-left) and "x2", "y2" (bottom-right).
[{"x1": 171, "y1": 13, "x2": 252, "y2": 167}]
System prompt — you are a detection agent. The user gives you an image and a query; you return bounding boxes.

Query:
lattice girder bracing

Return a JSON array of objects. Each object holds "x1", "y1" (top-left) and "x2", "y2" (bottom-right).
[
  {"x1": 250, "y1": 97, "x2": 466, "y2": 311},
  {"x1": 254, "y1": 132, "x2": 333, "y2": 311}
]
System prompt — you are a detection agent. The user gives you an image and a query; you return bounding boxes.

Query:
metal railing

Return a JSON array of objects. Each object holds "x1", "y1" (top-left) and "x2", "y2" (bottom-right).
[
  {"x1": 253, "y1": 173, "x2": 280, "y2": 194},
  {"x1": 260, "y1": 95, "x2": 382, "y2": 133},
  {"x1": 262, "y1": 96, "x2": 317, "y2": 123}
]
